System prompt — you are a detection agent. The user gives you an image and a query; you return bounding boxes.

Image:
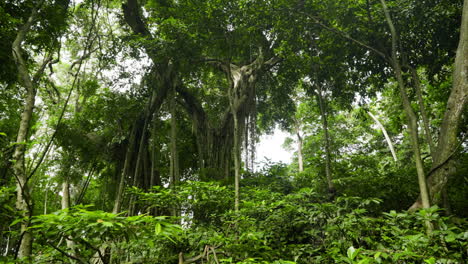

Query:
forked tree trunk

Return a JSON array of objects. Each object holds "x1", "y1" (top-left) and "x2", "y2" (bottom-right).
[{"x1": 410, "y1": 0, "x2": 468, "y2": 209}]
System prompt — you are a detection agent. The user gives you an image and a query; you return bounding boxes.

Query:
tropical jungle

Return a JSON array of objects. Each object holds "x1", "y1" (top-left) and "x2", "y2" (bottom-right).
[{"x1": 0, "y1": 0, "x2": 467, "y2": 263}]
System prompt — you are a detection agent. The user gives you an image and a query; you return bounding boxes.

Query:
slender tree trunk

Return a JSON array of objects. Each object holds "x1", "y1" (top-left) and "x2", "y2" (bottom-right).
[
  {"x1": 409, "y1": 67, "x2": 435, "y2": 157},
  {"x1": 170, "y1": 87, "x2": 179, "y2": 186},
  {"x1": 232, "y1": 110, "x2": 240, "y2": 212},
  {"x1": 296, "y1": 129, "x2": 304, "y2": 172},
  {"x1": 316, "y1": 87, "x2": 335, "y2": 195},
  {"x1": 380, "y1": 0, "x2": 431, "y2": 212},
  {"x1": 150, "y1": 118, "x2": 162, "y2": 188},
  {"x1": 113, "y1": 125, "x2": 137, "y2": 214},
  {"x1": 61, "y1": 178, "x2": 76, "y2": 258},
  {"x1": 11, "y1": 1, "x2": 46, "y2": 259},
  {"x1": 129, "y1": 90, "x2": 157, "y2": 215},
  {"x1": 12, "y1": 84, "x2": 36, "y2": 260},
  {"x1": 43, "y1": 182, "x2": 49, "y2": 214}
]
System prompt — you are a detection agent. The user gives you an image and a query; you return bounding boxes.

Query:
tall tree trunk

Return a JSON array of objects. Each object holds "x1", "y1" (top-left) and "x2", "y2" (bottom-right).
[
  {"x1": 232, "y1": 110, "x2": 240, "y2": 212},
  {"x1": 61, "y1": 177, "x2": 76, "y2": 258},
  {"x1": 316, "y1": 87, "x2": 335, "y2": 195},
  {"x1": 61, "y1": 181, "x2": 70, "y2": 209},
  {"x1": 170, "y1": 87, "x2": 179, "y2": 186},
  {"x1": 129, "y1": 116, "x2": 150, "y2": 215},
  {"x1": 150, "y1": 118, "x2": 162, "y2": 188},
  {"x1": 11, "y1": 1, "x2": 46, "y2": 259},
  {"x1": 380, "y1": 0, "x2": 431, "y2": 211},
  {"x1": 296, "y1": 129, "x2": 304, "y2": 172},
  {"x1": 113, "y1": 124, "x2": 138, "y2": 214},
  {"x1": 411, "y1": 0, "x2": 468, "y2": 209},
  {"x1": 409, "y1": 67, "x2": 435, "y2": 157},
  {"x1": 13, "y1": 83, "x2": 35, "y2": 260}
]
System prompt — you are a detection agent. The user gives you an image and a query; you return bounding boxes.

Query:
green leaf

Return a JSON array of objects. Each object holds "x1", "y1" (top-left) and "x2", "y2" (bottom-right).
[
  {"x1": 155, "y1": 223, "x2": 162, "y2": 235},
  {"x1": 101, "y1": 221, "x2": 113, "y2": 227},
  {"x1": 10, "y1": 218, "x2": 23, "y2": 226},
  {"x1": 347, "y1": 246, "x2": 360, "y2": 260},
  {"x1": 424, "y1": 257, "x2": 436, "y2": 264}
]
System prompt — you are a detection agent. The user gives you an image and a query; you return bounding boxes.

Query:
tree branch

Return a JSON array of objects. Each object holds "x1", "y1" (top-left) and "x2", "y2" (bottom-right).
[{"x1": 302, "y1": 12, "x2": 388, "y2": 62}]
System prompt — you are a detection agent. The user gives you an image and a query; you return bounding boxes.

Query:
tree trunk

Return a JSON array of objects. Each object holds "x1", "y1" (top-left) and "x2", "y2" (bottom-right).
[
  {"x1": 61, "y1": 181, "x2": 70, "y2": 209},
  {"x1": 170, "y1": 87, "x2": 179, "y2": 186},
  {"x1": 316, "y1": 87, "x2": 335, "y2": 195},
  {"x1": 113, "y1": 124, "x2": 138, "y2": 214},
  {"x1": 380, "y1": 0, "x2": 431, "y2": 211},
  {"x1": 13, "y1": 85, "x2": 35, "y2": 260},
  {"x1": 150, "y1": 118, "x2": 162, "y2": 188},
  {"x1": 409, "y1": 67, "x2": 435, "y2": 157},
  {"x1": 411, "y1": 0, "x2": 468, "y2": 209},
  {"x1": 11, "y1": 1, "x2": 46, "y2": 259},
  {"x1": 232, "y1": 110, "x2": 240, "y2": 212},
  {"x1": 296, "y1": 130, "x2": 304, "y2": 172}
]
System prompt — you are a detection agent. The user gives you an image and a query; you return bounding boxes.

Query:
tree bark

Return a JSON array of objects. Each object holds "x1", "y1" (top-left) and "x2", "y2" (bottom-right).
[
  {"x1": 11, "y1": 0, "x2": 46, "y2": 259},
  {"x1": 410, "y1": 0, "x2": 468, "y2": 209},
  {"x1": 177, "y1": 55, "x2": 279, "y2": 180},
  {"x1": 410, "y1": 67, "x2": 435, "y2": 157},
  {"x1": 232, "y1": 111, "x2": 240, "y2": 212},
  {"x1": 380, "y1": 0, "x2": 431, "y2": 211},
  {"x1": 316, "y1": 87, "x2": 335, "y2": 195},
  {"x1": 170, "y1": 86, "x2": 179, "y2": 186},
  {"x1": 296, "y1": 126, "x2": 304, "y2": 172},
  {"x1": 113, "y1": 124, "x2": 138, "y2": 214}
]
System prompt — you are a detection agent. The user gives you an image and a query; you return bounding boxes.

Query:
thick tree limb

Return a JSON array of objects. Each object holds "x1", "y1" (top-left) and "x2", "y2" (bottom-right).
[{"x1": 122, "y1": 0, "x2": 152, "y2": 37}]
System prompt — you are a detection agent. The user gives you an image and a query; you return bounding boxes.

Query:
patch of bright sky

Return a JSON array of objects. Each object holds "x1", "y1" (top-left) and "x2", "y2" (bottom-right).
[{"x1": 255, "y1": 126, "x2": 292, "y2": 168}]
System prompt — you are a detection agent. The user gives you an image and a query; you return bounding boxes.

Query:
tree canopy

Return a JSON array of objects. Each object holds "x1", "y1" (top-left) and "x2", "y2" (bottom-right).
[{"x1": 0, "y1": 0, "x2": 467, "y2": 263}]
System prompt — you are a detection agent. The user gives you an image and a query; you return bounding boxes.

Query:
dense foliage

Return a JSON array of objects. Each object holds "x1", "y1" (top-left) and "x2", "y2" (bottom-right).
[{"x1": 0, "y1": 0, "x2": 467, "y2": 263}]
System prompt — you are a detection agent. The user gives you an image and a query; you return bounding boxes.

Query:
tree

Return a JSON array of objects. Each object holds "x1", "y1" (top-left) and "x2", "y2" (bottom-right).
[
  {"x1": 10, "y1": 0, "x2": 69, "y2": 258},
  {"x1": 302, "y1": 0, "x2": 463, "y2": 209}
]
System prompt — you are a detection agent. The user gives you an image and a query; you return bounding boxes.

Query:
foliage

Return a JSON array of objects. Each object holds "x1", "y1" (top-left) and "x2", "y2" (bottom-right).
[
  {"x1": 28, "y1": 205, "x2": 181, "y2": 263},
  {"x1": 126, "y1": 177, "x2": 467, "y2": 264},
  {"x1": 1, "y1": 0, "x2": 467, "y2": 263}
]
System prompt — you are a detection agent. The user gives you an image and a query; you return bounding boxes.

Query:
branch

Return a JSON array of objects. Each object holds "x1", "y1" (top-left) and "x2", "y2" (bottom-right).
[
  {"x1": 27, "y1": 11, "x2": 99, "y2": 180},
  {"x1": 123, "y1": 0, "x2": 151, "y2": 36},
  {"x1": 32, "y1": 52, "x2": 54, "y2": 84},
  {"x1": 12, "y1": 0, "x2": 46, "y2": 90},
  {"x1": 368, "y1": 111, "x2": 397, "y2": 162},
  {"x1": 427, "y1": 134, "x2": 467, "y2": 178},
  {"x1": 76, "y1": 237, "x2": 107, "y2": 264},
  {"x1": 176, "y1": 84, "x2": 208, "y2": 124},
  {"x1": 70, "y1": 47, "x2": 99, "y2": 70},
  {"x1": 202, "y1": 57, "x2": 239, "y2": 76},
  {"x1": 44, "y1": 237, "x2": 86, "y2": 264},
  {"x1": 302, "y1": 12, "x2": 388, "y2": 62},
  {"x1": 264, "y1": 56, "x2": 281, "y2": 68}
]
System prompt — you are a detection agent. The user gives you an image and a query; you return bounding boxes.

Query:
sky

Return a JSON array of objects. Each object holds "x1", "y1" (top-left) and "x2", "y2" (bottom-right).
[{"x1": 255, "y1": 127, "x2": 292, "y2": 169}]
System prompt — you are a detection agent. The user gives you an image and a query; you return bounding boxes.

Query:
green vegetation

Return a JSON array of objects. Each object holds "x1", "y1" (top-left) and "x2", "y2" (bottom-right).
[{"x1": 0, "y1": 0, "x2": 467, "y2": 263}]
